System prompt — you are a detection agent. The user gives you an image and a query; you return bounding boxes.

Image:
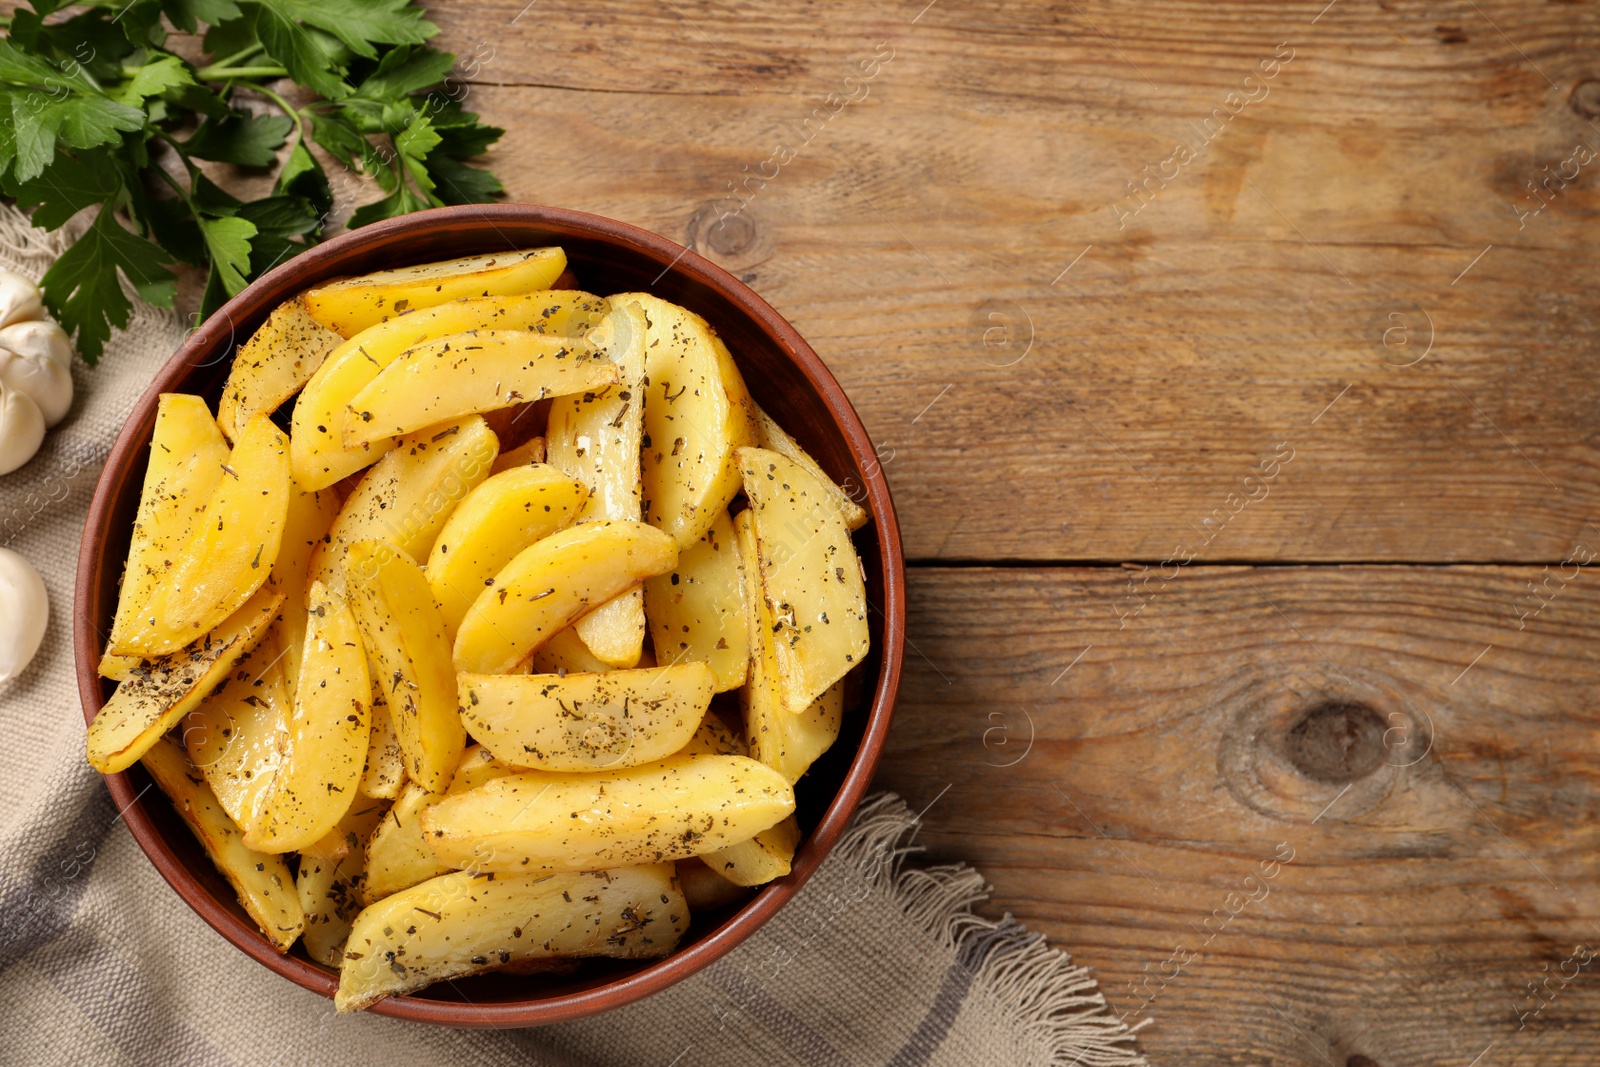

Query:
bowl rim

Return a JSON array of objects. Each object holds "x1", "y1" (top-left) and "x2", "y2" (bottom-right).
[{"x1": 73, "y1": 203, "x2": 905, "y2": 1027}]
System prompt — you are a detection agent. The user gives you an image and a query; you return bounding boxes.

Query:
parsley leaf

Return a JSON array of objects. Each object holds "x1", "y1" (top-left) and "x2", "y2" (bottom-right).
[
  {"x1": 352, "y1": 45, "x2": 455, "y2": 101},
  {"x1": 348, "y1": 182, "x2": 428, "y2": 229},
  {"x1": 271, "y1": 0, "x2": 436, "y2": 59},
  {"x1": 239, "y1": 193, "x2": 319, "y2": 276},
  {"x1": 118, "y1": 2, "x2": 170, "y2": 50},
  {"x1": 191, "y1": 172, "x2": 243, "y2": 217},
  {"x1": 1, "y1": 0, "x2": 505, "y2": 366},
  {"x1": 393, "y1": 111, "x2": 441, "y2": 199},
  {"x1": 11, "y1": 93, "x2": 145, "y2": 181},
  {"x1": 430, "y1": 108, "x2": 504, "y2": 160},
  {"x1": 111, "y1": 55, "x2": 195, "y2": 107},
  {"x1": 52, "y1": 96, "x2": 147, "y2": 151},
  {"x1": 275, "y1": 138, "x2": 332, "y2": 218},
  {"x1": 145, "y1": 195, "x2": 208, "y2": 268},
  {"x1": 307, "y1": 109, "x2": 367, "y2": 171},
  {"x1": 0, "y1": 37, "x2": 83, "y2": 92},
  {"x1": 10, "y1": 149, "x2": 122, "y2": 228},
  {"x1": 183, "y1": 110, "x2": 293, "y2": 167},
  {"x1": 160, "y1": 0, "x2": 243, "y2": 35},
  {"x1": 198, "y1": 214, "x2": 258, "y2": 296},
  {"x1": 249, "y1": 4, "x2": 352, "y2": 100},
  {"x1": 39, "y1": 208, "x2": 176, "y2": 365},
  {"x1": 425, "y1": 153, "x2": 503, "y2": 206}
]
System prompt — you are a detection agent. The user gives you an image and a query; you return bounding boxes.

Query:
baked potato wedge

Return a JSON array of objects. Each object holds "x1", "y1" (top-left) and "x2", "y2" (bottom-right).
[
  {"x1": 358, "y1": 781, "x2": 445, "y2": 906},
  {"x1": 140, "y1": 736, "x2": 304, "y2": 952},
  {"x1": 753, "y1": 404, "x2": 868, "y2": 531},
  {"x1": 677, "y1": 859, "x2": 749, "y2": 910},
  {"x1": 678, "y1": 705, "x2": 800, "y2": 884},
  {"x1": 105, "y1": 394, "x2": 230, "y2": 658},
  {"x1": 752, "y1": 678, "x2": 844, "y2": 788},
  {"x1": 291, "y1": 288, "x2": 605, "y2": 491},
  {"x1": 489, "y1": 434, "x2": 545, "y2": 473},
  {"x1": 423, "y1": 464, "x2": 588, "y2": 638},
  {"x1": 734, "y1": 509, "x2": 843, "y2": 783},
  {"x1": 417, "y1": 753, "x2": 794, "y2": 874},
  {"x1": 306, "y1": 416, "x2": 497, "y2": 598},
  {"x1": 360, "y1": 746, "x2": 515, "y2": 904},
  {"x1": 217, "y1": 297, "x2": 342, "y2": 442},
  {"x1": 87, "y1": 586, "x2": 283, "y2": 774},
  {"x1": 547, "y1": 302, "x2": 650, "y2": 666},
  {"x1": 682, "y1": 710, "x2": 744, "y2": 757},
  {"x1": 703, "y1": 815, "x2": 801, "y2": 887},
  {"x1": 181, "y1": 626, "x2": 291, "y2": 829},
  {"x1": 359, "y1": 687, "x2": 405, "y2": 799},
  {"x1": 527, "y1": 626, "x2": 617, "y2": 676},
  {"x1": 297, "y1": 799, "x2": 389, "y2": 966},
  {"x1": 97, "y1": 653, "x2": 141, "y2": 683},
  {"x1": 345, "y1": 541, "x2": 465, "y2": 793},
  {"x1": 304, "y1": 247, "x2": 568, "y2": 337},
  {"x1": 458, "y1": 662, "x2": 714, "y2": 771},
  {"x1": 568, "y1": 599, "x2": 646, "y2": 670},
  {"x1": 736, "y1": 446, "x2": 869, "y2": 714},
  {"x1": 643, "y1": 509, "x2": 749, "y2": 692},
  {"x1": 243, "y1": 581, "x2": 371, "y2": 853},
  {"x1": 450, "y1": 742, "x2": 517, "y2": 793},
  {"x1": 336, "y1": 864, "x2": 686, "y2": 1012},
  {"x1": 111, "y1": 415, "x2": 291, "y2": 658},
  {"x1": 273, "y1": 485, "x2": 341, "y2": 688},
  {"x1": 341, "y1": 331, "x2": 615, "y2": 447},
  {"x1": 452, "y1": 520, "x2": 678, "y2": 675},
  {"x1": 620, "y1": 292, "x2": 760, "y2": 548}
]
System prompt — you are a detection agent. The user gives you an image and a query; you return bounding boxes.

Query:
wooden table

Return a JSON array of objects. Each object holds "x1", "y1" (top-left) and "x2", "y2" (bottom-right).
[{"x1": 436, "y1": 4, "x2": 1600, "y2": 1063}]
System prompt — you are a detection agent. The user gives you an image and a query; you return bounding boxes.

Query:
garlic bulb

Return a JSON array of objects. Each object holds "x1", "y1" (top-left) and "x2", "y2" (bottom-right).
[
  {"x1": 0, "y1": 271, "x2": 43, "y2": 329},
  {"x1": 0, "y1": 380, "x2": 45, "y2": 475},
  {"x1": 0, "y1": 320, "x2": 74, "y2": 426},
  {"x1": 0, "y1": 546, "x2": 48, "y2": 682}
]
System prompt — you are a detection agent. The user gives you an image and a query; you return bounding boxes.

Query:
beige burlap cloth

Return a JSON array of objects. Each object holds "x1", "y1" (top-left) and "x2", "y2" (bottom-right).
[{"x1": 0, "y1": 205, "x2": 1147, "y2": 1067}]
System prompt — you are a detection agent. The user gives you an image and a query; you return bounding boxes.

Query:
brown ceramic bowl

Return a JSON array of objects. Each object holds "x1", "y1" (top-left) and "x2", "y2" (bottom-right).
[{"x1": 74, "y1": 204, "x2": 904, "y2": 1027}]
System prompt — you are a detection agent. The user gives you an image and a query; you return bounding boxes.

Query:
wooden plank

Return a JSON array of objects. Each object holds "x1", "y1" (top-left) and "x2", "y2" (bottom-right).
[
  {"x1": 427, "y1": 1, "x2": 1600, "y2": 562},
  {"x1": 875, "y1": 565, "x2": 1600, "y2": 1066}
]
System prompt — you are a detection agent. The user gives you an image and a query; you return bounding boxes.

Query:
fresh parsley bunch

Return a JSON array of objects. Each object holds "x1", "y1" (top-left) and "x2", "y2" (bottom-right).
[{"x1": 0, "y1": 0, "x2": 505, "y2": 363}]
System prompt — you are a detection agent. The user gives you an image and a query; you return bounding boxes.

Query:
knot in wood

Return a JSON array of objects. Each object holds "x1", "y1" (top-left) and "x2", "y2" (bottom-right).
[
  {"x1": 1571, "y1": 79, "x2": 1600, "y2": 120},
  {"x1": 1284, "y1": 701, "x2": 1387, "y2": 784},
  {"x1": 706, "y1": 210, "x2": 757, "y2": 256}
]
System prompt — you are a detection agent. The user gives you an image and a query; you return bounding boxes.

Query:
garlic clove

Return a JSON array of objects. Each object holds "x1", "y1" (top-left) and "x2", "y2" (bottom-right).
[
  {"x1": 0, "y1": 546, "x2": 48, "y2": 682},
  {"x1": 0, "y1": 381, "x2": 46, "y2": 475},
  {"x1": 0, "y1": 321, "x2": 74, "y2": 426},
  {"x1": 0, "y1": 319, "x2": 73, "y2": 369},
  {"x1": 0, "y1": 271, "x2": 44, "y2": 329}
]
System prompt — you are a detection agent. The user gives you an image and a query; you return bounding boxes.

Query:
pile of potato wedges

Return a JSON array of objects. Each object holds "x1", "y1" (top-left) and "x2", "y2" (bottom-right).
[{"x1": 86, "y1": 248, "x2": 871, "y2": 1012}]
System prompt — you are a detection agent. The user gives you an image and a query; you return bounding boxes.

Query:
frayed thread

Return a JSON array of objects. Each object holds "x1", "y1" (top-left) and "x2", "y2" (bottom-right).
[
  {"x1": 833, "y1": 793, "x2": 1148, "y2": 1066},
  {"x1": 0, "y1": 202, "x2": 80, "y2": 273}
]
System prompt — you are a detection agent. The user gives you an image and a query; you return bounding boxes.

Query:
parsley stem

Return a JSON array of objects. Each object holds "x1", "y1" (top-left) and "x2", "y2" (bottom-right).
[
  {"x1": 152, "y1": 130, "x2": 201, "y2": 177},
  {"x1": 149, "y1": 163, "x2": 202, "y2": 230},
  {"x1": 196, "y1": 64, "x2": 289, "y2": 81},
  {"x1": 152, "y1": 162, "x2": 191, "y2": 203},
  {"x1": 209, "y1": 42, "x2": 265, "y2": 72}
]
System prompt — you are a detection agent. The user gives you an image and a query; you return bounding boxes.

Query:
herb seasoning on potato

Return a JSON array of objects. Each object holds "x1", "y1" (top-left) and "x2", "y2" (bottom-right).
[{"x1": 86, "y1": 248, "x2": 871, "y2": 1010}]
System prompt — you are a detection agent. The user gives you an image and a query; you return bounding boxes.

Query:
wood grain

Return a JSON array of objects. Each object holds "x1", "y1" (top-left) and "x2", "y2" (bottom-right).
[
  {"x1": 422, "y1": 3, "x2": 1600, "y2": 1062},
  {"x1": 877, "y1": 565, "x2": 1600, "y2": 1067},
  {"x1": 432, "y1": 0, "x2": 1600, "y2": 563}
]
